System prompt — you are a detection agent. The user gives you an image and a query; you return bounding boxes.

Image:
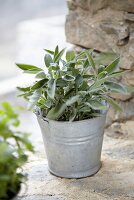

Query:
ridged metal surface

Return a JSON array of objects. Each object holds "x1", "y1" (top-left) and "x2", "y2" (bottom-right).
[{"x1": 36, "y1": 114, "x2": 107, "y2": 178}]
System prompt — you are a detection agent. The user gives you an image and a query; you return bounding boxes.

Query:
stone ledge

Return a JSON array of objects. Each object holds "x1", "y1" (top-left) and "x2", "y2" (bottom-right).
[{"x1": 17, "y1": 134, "x2": 134, "y2": 200}]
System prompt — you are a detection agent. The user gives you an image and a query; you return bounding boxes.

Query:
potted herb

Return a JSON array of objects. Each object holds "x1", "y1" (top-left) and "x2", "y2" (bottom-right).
[
  {"x1": 16, "y1": 46, "x2": 128, "y2": 178},
  {"x1": 0, "y1": 102, "x2": 34, "y2": 199}
]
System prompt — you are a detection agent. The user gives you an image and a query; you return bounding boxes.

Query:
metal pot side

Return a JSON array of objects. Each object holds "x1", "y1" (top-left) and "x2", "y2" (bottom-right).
[{"x1": 37, "y1": 114, "x2": 107, "y2": 178}]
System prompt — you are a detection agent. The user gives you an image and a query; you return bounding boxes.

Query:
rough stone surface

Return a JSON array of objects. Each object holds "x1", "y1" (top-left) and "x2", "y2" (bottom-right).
[
  {"x1": 67, "y1": 0, "x2": 134, "y2": 13},
  {"x1": 110, "y1": 93, "x2": 132, "y2": 101},
  {"x1": 108, "y1": 0, "x2": 134, "y2": 13},
  {"x1": 124, "y1": 12, "x2": 134, "y2": 22},
  {"x1": 17, "y1": 128, "x2": 134, "y2": 200},
  {"x1": 106, "y1": 98, "x2": 134, "y2": 126},
  {"x1": 66, "y1": 0, "x2": 134, "y2": 129},
  {"x1": 122, "y1": 71, "x2": 134, "y2": 86}
]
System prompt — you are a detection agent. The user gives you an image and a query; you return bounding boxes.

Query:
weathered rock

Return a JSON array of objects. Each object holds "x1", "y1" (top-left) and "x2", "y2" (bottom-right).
[
  {"x1": 66, "y1": 8, "x2": 126, "y2": 52},
  {"x1": 108, "y1": 0, "x2": 134, "y2": 13},
  {"x1": 100, "y1": 22, "x2": 129, "y2": 46},
  {"x1": 118, "y1": 99, "x2": 134, "y2": 121},
  {"x1": 67, "y1": 0, "x2": 89, "y2": 11},
  {"x1": 120, "y1": 54, "x2": 134, "y2": 70},
  {"x1": 86, "y1": 0, "x2": 107, "y2": 14},
  {"x1": 129, "y1": 32, "x2": 134, "y2": 58},
  {"x1": 106, "y1": 106, "x2": 116, "y2": 126},
  {"x1": 120, "y1": 120, "x2": 134, "y2": 138},
  {"x1": 66, "y1": 7, "x2": 129, "y2": 52},
  {"x1": 65, "y1": 12, "x2": 111, "y2": 51},
  {"x1": 67, "y1": 0, "x2": 76, "y2": 11},
  {"x1": 124, "y1": 12, "x2": 134, "y2": 22},
  {"x1": 67, "y1": 0, "x2": 134, "y2": 13},
  {"x1": 122, "y1": 71, "x2": 134, "y2": 86},
  {"x1": 67, "y1": 0, "x2": 107, "y2": 13},
  {"x1": 106, "y1": 120, "x2": 134, "y2": 140},
  {"x1": 106, "y1": 98, "x2": 134, "y2": 126},
  {"x1": 110, "y1": 92, "x2": 132, "y2": 101},
  {"x1": 66, "y1": 0, "x2": 134, "y2": 127}
]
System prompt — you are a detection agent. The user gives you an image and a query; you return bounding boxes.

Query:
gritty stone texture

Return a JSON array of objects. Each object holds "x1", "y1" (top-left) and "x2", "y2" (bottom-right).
[
  {"x1": 110, "y1": 93, "x2": 132, "y2": 101},
  {"x1": 65, "y1": 0, "x2": 134, "y2": 128},
  {"x1": 106, "y1": 98, "x2": 134, "y2": 126},
  {"x1": 17, "y1": 129, "x2": 134, "y2": 200}
]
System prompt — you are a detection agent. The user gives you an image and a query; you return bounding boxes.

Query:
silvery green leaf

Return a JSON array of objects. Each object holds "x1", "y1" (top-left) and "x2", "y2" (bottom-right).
[
  {"x1": 17, "y1": 86, "x2": 31, "y2": 92},
  {"x1": 110, "y1": 70, "x2": 127, "y2": 77},
  {"x1": 85, "y1": 100, "x2": 107, "y2": 110},
  {"x1": 105, "y1": 81, "x2": 127, "y2": 94},
  {"x1": 83, "y1": 59, "x2": 89, "y2": 68},
  {"x1": 57, "y1": 78, "x2": 68, "y2": 87},
  {"x1": 98, "y1": 71, "x2": 108, "y2": 79},
  {"x1": 47, "y1": 103, "x2": 66, "y2": 120},
  {"x1": 105, "y1": 57, "x2": 120, "y2": 74},
  {"x1": 31, "y1": 79, "x2": 48, "y2": 90},
  {"x1": 47, "y1": 79, "x2": 56, "y2": 99},
  {"x1": 75, "y1": 74, "x2": 83, "y2": 87},
  {"x1": 16, "y1": 64, "x2": 43, "y2": 74},
  {"x1": 69, "y1": 108, "x2": 77, "y2": 121},
  {"x1": 54, "y1": 45, "x2": 59, "y2": 58},
  {"x1": 103, "y1": 96, "x2": 122, "y2": 112},
  {"x1": 35, "y1": 71, "x2": 46, "y2": 79},
  {"x1": 90, "y1": 70, "x2": 125, "y2": 90},
  {"x1": 124, "y1": 85, "x2": 134, "y2": 94},
  {"x1": 85, "y1": 50, "x2": 97, "y2": 74},
  {"x1": 54, "y1": 48, "x2": 65, "y2": 63},
  {"x1": 94, "y1": 52, "x2": 117, "y2": 66},
  {"x1": 98, "y1": 65, "x2": 105, "y2": 74},
  {"x1": 47, "y1": 95, "x2": 79, "y2": 120},
  {"x1": 44, "y1": 54, "x2": 53, "y2": 68},
  {"x1": 76, "y1": 51, "x2": 85, "y2": 59},
  {"x1": 28, "y1": 89, "x2": 42, "y2": 110},
  {"x1": 66, "y1": 51, "x2": 75, "y2": 61},
  {"x1": 44, "y1": 49, "x2": 54, "y2": 55},
  {"x1": 79, "y1": 81, "x2": 89, "y2": 90},
  {"x1": 44, "y1": 100, "x2": 52, "y2": 108},
  {"x1": 64, "y1": 74, "x2": 75, "y2": 81},
  {"x1": 66, "y1": 95, "x2": 80, "y2": 106},
  {"x1": 49, "y1": 63, "x2": 60, "y2": 71}
]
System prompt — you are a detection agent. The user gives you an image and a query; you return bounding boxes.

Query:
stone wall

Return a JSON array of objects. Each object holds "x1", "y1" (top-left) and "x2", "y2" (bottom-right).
[{"x1": 65, "y1": 0, "x2": 134, "y2": 132}]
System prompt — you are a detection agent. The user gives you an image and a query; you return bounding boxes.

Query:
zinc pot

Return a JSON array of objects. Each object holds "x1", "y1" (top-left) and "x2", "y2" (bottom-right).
[{"x1": 36, "y1": 112, "x2": 107, "y2": 178}]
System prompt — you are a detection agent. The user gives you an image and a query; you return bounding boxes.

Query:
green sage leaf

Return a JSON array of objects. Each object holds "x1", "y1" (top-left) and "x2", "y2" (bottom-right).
[
  {"x1": 16, "y1": 64, "x2": 43, "y2": 74},
  {"x1": 44, "y1": 54, "x2": 53, "y2": 68},
  {"x1": 103, "y1": 96, "x2": 122, "y2": 112},
  {"x1": 105, "y1": 81, "x2": 127, "y2": 94},
  {"x1": 66, "y1": 51, "x2": 75, "y2": 61},
  {"x1": 105, "y1": 57, "x2": 120, "y2": 74},
  {"x1": 54, "y1": 48, "x2": 65, "y2": 63},
  {"x1": 47, "y1": 79, "x2": 56, "y2": 99},
  {"x1": 64, "y1": 74, "x2": 75, "y2": 81},
  {"x1": 85, "y1": 100, "x2": 107, "y2": 110},
  {"x1": 31, "y1": 78, "x2": 48, "y2": 90},
  {"x1": 85, "y1": 50, "x2": 97, "y2": 74},
  {"x1": 28, "y1": 89, "x2": 42, "y2": 110}
]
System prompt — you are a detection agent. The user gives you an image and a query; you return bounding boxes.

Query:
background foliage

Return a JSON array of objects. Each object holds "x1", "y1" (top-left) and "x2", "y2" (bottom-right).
[{"x1": 0, "y1": 102, "x2": 34, "y2": 199}]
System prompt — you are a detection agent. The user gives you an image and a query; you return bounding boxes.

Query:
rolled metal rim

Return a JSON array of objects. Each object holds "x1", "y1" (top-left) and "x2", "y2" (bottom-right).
[{"x1": 35, "y1": 105, "x2": 108, "y2": 124}]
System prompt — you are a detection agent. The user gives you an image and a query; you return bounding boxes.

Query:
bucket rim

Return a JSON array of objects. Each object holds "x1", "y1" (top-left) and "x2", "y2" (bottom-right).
[
  {"x1": 35, "y1": 104, "x2": 108, "y2": 124},
  {"x1": 36, "y1": 111, "x2": 108, "y2": 125}
]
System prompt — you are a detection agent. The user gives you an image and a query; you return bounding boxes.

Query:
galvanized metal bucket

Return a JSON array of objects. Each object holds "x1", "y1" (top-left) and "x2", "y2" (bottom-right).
[{"x1": 36, "y1": 112, "x2": 107, "y2": 178}]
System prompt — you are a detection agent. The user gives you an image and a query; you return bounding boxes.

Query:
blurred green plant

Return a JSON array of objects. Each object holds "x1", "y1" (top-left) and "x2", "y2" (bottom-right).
[
  {"x1": 0, "y1": 102, "x2": 34, "y2": 200},
  {"x1": 16, "y1": 46, "x2": 132, "y2": 121}
]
